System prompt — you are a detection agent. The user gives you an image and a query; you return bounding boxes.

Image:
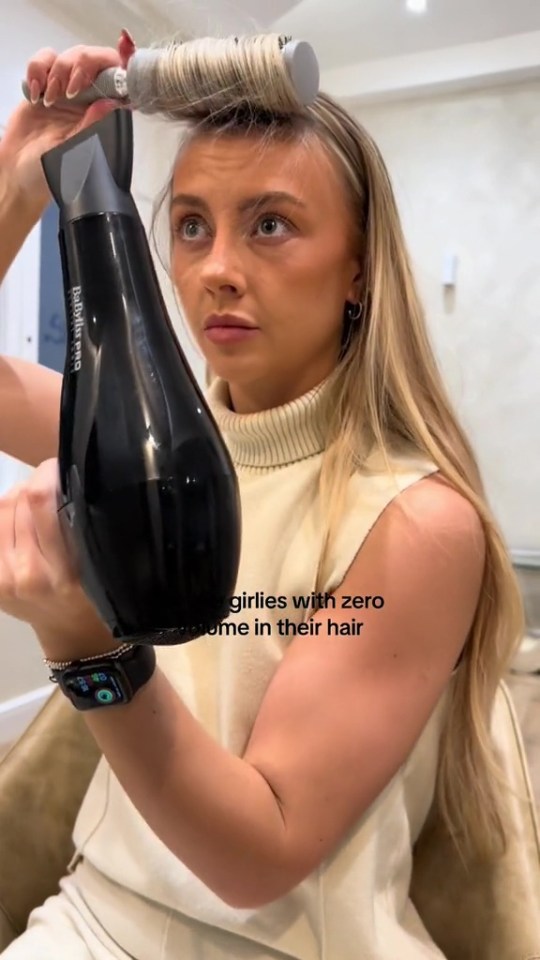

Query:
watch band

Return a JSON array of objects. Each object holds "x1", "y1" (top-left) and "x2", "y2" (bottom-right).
[
  {"x1": 44, "y1": 641, "x2": 135, "y2": 671},
  {"x1": 47, "y1": 643, "x2": 157, "y2": 710}
]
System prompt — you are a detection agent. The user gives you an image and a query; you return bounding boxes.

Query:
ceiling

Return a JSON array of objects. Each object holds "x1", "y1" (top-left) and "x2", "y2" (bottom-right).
[
  {"x1": 274, "y1": 0, "x2": 540, "y2": 69},
  {"x1": 30, "y1": 0, "x2": 540, "y2": 102}
]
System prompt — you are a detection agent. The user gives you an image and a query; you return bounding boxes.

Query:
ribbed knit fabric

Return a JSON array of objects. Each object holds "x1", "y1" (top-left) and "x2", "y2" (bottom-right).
[
  {"x1": 69, "y1": 374, "x2": 451, "y2": 959},
  {"x1": 209, "y1": 376, "x2": 331, "y2": 470}
]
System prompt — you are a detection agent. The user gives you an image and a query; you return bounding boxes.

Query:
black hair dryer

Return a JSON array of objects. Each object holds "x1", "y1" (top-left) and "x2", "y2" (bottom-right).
[{"x1": 41, "y1": 108, "x2": 241, "y2": 645}]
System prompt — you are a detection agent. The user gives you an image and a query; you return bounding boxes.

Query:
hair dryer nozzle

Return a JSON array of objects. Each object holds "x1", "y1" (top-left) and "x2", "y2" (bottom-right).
[{"x1": 41, "y1": 108, "x2": 135, "y2": 222}]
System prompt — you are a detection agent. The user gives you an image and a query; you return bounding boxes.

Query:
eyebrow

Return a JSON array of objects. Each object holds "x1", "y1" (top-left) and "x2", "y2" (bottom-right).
[{"x1": 170, "y1": 191, "x2": 306, "y2": 214}]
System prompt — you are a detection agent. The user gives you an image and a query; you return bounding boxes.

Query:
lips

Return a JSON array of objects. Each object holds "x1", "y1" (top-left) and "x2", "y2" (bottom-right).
[
  {"x1": 203, "y1": 316, "x2": 259, "y2": 345},
  {"x1": 204, "y1": 314, "x2": 257, "y2": 330}
]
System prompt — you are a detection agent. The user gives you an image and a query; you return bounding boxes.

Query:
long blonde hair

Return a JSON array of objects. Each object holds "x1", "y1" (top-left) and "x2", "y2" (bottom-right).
[{"x1": 145, "y1": 33, "x2": 525, "y2": 862}]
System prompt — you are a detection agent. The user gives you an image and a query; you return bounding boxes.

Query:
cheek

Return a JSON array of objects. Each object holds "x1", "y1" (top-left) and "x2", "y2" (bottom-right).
[
  {"x1": 171, "y1": 252, "x2": 196, "y2": 304},
  {"x1": 169, "y1": 258, "x2": 200, "y2": 336},
  {"x1": 284, "y1": 247, "x2": 350, "y2": 333},
  {"x1": 286, "y1": 239, "x2": 352, "y2": 295}
]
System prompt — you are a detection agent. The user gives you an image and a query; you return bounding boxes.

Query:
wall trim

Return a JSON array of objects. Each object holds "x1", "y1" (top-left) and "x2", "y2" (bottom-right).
[
  {"x1": 0, "y1": 685, "x2": 53, "y2": 749},
  {"x1": 321, "y1": 30, "x2": 540, "y2": 106},
  {"x1": 511, "y1": 549, "x2": 540, "y2": 569}
]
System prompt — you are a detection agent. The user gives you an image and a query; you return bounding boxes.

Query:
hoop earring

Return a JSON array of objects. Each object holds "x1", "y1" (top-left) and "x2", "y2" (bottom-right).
[{"x1": 346, "y1": 301, "x2": 363, "y2": 322}]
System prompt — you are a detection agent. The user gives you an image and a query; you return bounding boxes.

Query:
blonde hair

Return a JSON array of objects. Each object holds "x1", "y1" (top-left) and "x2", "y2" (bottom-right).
[{"x1": 145, "y1": 34, "x2": 525, "y2": 863}]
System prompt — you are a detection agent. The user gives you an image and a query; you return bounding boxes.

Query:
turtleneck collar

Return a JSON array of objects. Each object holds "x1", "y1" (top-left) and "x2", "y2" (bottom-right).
[{"x1": 206, "y1": 375, "x2": 334, "y2": 470}]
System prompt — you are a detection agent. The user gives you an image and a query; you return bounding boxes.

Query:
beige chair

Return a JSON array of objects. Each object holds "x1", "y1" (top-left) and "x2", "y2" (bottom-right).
[
  {"x1": 0, "y1": 681, "x2": 539, "y2": 958},
  {"x1": 411, "y1": 681, "x2": 540, "y2": 959},
  {"x1": 0, "y1": 691, "x2": 101, "y2": 948}
]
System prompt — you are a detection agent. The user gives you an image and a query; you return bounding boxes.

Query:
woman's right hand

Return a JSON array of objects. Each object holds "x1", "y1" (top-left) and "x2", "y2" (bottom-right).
[{"x1": 0, "y1": 31, "x2": 136, "y2": 214}]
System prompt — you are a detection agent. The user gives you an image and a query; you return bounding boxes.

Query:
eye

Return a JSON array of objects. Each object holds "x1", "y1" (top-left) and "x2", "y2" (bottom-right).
[
  {"x1": 173, "y1": 216, "x2": 209, "y2": 242},
  {"x1": 254, "y1": 215, "x2": 293, "y2": 239}
]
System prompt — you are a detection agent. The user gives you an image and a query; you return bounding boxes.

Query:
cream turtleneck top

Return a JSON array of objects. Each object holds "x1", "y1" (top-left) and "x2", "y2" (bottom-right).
[
  {"x1": 207, "y1": 374, "x2": 332, "y2": 470},
  {"x1": 71, "y1": 374, "x2": 450, "y2": 960}
]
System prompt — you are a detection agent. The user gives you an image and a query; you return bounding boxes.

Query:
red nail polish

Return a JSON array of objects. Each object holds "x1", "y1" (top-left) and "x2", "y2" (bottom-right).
[{"x1": 120, "y1": 28, "x2": 135, "y2": 46}]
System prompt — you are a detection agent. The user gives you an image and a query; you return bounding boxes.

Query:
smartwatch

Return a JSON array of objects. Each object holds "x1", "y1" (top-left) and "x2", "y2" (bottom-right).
[{"x1": 47, "y1": 643, "x2": 156, "y2": 710}]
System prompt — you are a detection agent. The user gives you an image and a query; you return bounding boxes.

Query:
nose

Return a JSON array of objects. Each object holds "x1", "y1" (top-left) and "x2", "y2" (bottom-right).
[{"x1": 199, "y1": 232, "x2": 247, "y2": 299}]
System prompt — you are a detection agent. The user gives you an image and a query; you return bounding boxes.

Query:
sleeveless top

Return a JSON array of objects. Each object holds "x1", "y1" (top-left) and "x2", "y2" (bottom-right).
[{"x1": 70, "y1": 373, "x2": 451, "y2": 959}]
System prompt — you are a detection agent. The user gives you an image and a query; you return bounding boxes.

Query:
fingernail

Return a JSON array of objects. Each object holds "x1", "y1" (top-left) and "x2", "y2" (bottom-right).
[
  {"x1": 66, "y1": 69, "x2": 83, "y2": 99},
  {"x1": 43, "y1": 78, "x2": 60, "y2": 107},
  {"x1": 30, "y1": 80, "x2": 41, "y2": 105},
  {"x1": 119, "y1": 27, "x2": 136, "y2": 57}
]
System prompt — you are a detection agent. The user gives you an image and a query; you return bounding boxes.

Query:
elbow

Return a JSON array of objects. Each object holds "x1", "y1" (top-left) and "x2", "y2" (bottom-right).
[
  {"x1": 222, "y1": 882, "x2": 297, "y2": 911},
  {"x1": 217, "y1": 857, "x2": 312, "y2": 910}
]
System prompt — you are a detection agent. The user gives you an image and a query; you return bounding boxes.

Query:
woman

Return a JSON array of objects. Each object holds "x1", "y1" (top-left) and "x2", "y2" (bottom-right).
[{"x1": 0, "y1": 31, "x2": 523, "y2": 959}]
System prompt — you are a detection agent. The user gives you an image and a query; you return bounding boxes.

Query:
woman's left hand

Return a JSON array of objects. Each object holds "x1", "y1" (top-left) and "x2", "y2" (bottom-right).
[{"x1": 0, "y1": 458, "x2": 112, "y2": 657}]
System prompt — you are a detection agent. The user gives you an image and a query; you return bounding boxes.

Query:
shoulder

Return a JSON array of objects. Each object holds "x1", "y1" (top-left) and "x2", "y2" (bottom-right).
[
  {"x1": 350, "y1": 439, "x2": 483, "y2": 551},
  {"x1": 384, "y1": 472, "x2": 486, "y2": 565},
  {"x1": 342, "y1": 472, "x2": 486, "y2": 650}
]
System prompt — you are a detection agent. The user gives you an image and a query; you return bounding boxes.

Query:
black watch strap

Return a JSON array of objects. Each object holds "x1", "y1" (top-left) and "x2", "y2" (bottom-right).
[{"x1": 48, "y1": 643, "x2": 156, "y2": 710}]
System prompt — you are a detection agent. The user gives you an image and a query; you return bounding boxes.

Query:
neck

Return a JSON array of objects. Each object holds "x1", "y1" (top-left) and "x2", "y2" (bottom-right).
[
  {"x1": 228, "y1": 356, "x2": 340, "y2": 414},
  {"x1": 207, "y1": 370, "x2": 337, "y2": 470}
]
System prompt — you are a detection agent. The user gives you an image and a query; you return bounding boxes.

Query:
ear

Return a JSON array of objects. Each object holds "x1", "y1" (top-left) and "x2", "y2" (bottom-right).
[{"x1": 346, "y1": 267, "x2": 363, "y2": 304}]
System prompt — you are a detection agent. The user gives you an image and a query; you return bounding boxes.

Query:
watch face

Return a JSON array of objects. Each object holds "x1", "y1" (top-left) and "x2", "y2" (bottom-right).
[{"x1": 62, "y1": 662, "x2": 131, "y2": 708}]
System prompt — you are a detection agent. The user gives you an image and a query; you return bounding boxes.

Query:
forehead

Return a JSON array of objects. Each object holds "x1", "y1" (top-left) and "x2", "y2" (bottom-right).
[{"x1": 171, "y1": 132, "x2": 346, "y2": 209}]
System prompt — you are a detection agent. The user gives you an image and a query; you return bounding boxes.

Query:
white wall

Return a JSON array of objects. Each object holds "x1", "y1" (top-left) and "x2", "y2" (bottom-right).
[{"x1": 355, "y1": 79, "x2": 540, "y2": 551}]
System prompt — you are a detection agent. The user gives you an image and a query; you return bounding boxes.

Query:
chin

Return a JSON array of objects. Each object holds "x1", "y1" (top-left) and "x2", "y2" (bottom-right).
[{"x1": 206, "y1": 351, "x2": 266, "y2": 385}]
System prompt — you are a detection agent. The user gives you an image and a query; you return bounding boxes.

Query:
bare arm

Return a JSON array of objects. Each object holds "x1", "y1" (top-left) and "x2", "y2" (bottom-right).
[
  {"x1": 0, "y1": 117, "x2": 61, "y2": 466},
  {"x1": 0, "y1": 355, "x2": 61, "y2": 465},
  {"x1": 0, "y1": 170, "x2": 61, "y2": 465},
  {"x1": 0, "y1": 168, "x2": 44, "y2": 286}
]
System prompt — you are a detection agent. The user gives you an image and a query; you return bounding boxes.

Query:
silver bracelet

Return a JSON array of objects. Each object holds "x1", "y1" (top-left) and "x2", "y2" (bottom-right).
[{"x1": 44, "y1": 641, "x2": 135, "y2": 671}]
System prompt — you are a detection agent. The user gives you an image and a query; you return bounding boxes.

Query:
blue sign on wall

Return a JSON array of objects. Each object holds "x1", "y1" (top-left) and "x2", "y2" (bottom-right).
[{"x1": 38, "y1": 203, "x2": 66, "y2": 374}]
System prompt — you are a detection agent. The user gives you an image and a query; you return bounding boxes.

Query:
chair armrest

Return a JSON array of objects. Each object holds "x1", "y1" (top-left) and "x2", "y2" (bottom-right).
[
  {"x1": 0, "y1": 689, "x2": 101, "y2": 948},
  {"x1": 411, "y1": 680, "x2": 540, "y2": 960}
]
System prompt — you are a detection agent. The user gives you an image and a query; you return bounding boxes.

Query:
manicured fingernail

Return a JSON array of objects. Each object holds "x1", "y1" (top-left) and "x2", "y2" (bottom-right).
[
  {"x1": 30, "y1": 80, "x2": 41, "y2": 104},
  {"x1": 43, "y1": 78, "x2": 60, "y2": 107},
  {"x1": 119, "y1": 27, "x2": 136, "y2": 58},
  {"x1": 66, "y1": 69, "x2": 84, "y2": 99}
]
